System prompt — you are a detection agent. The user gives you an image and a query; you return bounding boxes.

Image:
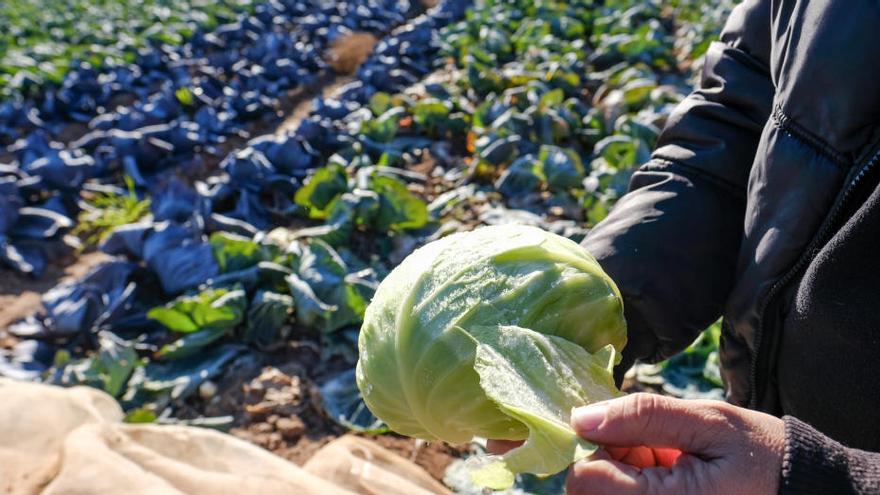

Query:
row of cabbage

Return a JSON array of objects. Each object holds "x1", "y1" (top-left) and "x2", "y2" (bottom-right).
[
  {"x1": 0, "y1": 0, "x2": 735, "y2": 429},
  {"x1": 1, "y1": 0, "x2": 256, "y2": 100},
  {"x1": 0, "y1": 0, "x2": 471, "y2": 418},
  {"x1": 0, "y1": 0, "x2": 433, "y2": 276}
]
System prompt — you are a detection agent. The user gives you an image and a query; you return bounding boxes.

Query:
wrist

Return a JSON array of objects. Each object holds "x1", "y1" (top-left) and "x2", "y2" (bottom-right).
[{"x1": 747, "y1": 409, "x2": 785, "y2": 495}]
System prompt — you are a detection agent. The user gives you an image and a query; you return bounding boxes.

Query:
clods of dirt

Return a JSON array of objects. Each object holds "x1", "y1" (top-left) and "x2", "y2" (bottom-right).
[
  {"x1": 198, "y1": 352, "x2": 465, "y2": 480},
  {"x1": 221, "y1": 360, "x2": 346, "y2": 465}
]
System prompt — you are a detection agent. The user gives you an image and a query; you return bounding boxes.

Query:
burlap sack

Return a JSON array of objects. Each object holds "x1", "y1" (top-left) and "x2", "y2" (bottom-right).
[
  {"x1": 0, "y1": 380, "x2": 448, "y2": 495},
  {"x1": 304, "y1": 435, "x2": 451, "y2": 495}
]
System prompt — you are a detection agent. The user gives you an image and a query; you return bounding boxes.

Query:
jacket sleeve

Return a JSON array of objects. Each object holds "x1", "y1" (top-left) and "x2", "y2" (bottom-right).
[
  {"x1": 780, "y1": 417, "x2": 880, "y2": 494},
  {"x1": 582, "y1": 0, "x2": 774, "y2": 372}
]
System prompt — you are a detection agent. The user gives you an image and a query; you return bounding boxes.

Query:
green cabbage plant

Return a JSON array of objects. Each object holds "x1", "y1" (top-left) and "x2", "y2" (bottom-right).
[{"x1": 356, "y1": 225, "x2": 626, "y2": 488}]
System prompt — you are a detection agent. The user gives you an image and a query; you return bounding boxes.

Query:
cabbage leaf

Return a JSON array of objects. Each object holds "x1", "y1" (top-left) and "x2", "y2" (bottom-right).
[{"x1": 465, "y1": 325, "x2": 620, "y2": 489}]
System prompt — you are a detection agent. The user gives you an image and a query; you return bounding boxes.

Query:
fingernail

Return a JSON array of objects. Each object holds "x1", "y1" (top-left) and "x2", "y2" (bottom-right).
[{"x1": 572, "y1": 403, "x2": 609, "y2": 432}]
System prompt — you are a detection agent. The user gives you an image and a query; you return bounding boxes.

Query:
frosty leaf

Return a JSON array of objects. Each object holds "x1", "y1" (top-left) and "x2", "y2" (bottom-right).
[{"x1": 467, "y1": 325, "x2": 620, "y2": 489}]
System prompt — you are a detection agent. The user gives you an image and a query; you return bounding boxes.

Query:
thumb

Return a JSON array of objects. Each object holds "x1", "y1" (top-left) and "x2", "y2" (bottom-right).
[{"x1": 571, "y1": 393, "x2": 733, "y2": 455}]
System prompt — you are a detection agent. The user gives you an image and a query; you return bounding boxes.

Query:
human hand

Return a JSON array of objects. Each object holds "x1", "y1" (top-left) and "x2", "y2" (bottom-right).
[{"x1": 566, "y1": 393, "x2": 785, "y2": 495}]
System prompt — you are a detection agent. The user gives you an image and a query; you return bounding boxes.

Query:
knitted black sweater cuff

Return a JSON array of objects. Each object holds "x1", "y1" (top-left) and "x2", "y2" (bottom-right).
[{"x1": 779, "y1": 416, "x2": 880, "y2": 495}]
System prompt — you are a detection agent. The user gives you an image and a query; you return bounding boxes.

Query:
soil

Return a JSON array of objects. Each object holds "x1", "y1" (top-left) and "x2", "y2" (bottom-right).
[
  {"x1": 326, "y1": 32, "x2": 379, "y2": 75},
  {"x1": 188, "y1": 341, "x2": 465, "y2": 480}
]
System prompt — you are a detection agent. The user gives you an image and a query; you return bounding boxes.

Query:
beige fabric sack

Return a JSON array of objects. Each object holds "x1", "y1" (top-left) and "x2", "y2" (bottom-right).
[
  {"x1": 0, "y1": 379, "x2": 449, "y2": 495},
  {"x1": 304, "y1": 436, "x2": 450, "y2": 495}
]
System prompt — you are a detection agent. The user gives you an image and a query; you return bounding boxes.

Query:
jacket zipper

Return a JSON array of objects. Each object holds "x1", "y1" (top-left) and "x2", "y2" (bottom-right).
[{"x1": 747, "y1": 148, "x2": 880, "y2": 409}]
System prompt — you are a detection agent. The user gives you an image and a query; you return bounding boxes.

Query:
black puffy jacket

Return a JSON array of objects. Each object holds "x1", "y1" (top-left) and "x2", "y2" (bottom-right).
[{"x1": 584, "y1": 1, "x2": 880, "y2": 489}]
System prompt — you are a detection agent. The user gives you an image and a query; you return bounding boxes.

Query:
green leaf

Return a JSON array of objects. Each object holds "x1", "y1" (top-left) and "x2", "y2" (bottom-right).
[
  {"x1": 320, "y1": 369, "x2": 388, "y2": 434},
  {"x1": 121, "y1": 345, "x2": 244, "y2": 410},
  {"x1": 621, "y1": 78, "x2": 657, "y2": 107},
  {"x1": 146, "y1": 307, "x2": 199, "y2": 333},
  {"x1": 376, "y1": 152, "x2": 396, "y2": 168},
  {"x1": 175, "y1": 87, "x2": 194, "y2": 106},
  {"x1": 538, "y1": 145, "x2": 585, "y2": 190},
  {"x1": 294, "y1": 239, "x2": 348, "y2": 298},
  {"x1": 47, "y1": 333, "x2": 138, "y2": 398},
  {"x1": 124, "y1": 408, "x2": 158, "y2": 424},
  {"x1": 157, "y1": 327, "x2": 230, "y2": 360},
  {"x1": 495, "y1": 155, "x2": 544, "y2": 197},
  {"x1": 361, "y1": 107, "x2": 404, "y2": 143},
  {"x1": 477, "y1": 135, "x2": 521, "y2": 167},
  {"x1": 286, "y1": 272, "x2": 335, "y2": 329},
  {"x1": 553, "y1": 15, "x2": 586, "y2": 39},
  {"x1": 539, "y1": 88, "x2": 565, "y2": 108},
  {"x1": 323, "y1": 273, "x2": 374, "y2": 333},
  {"x1": 657, "y1": 321, "x2": 725, "y2": 397},
  {"x1": 370, "y1": 175, "x2": 429, "y2": 232},
  {"x1": 368, "y1": 92, "x2": 393, "y2": 116},
  {"x1": 243, "y1": 290, "x2": 294, "y2": 348},
  {"x1": 594, "y1": 136, "x2": 640, "y2": 170},
  {"x1": 285, "y1": 240, "x2": 376, "y2": 333},
  {"x1": 294, "y1": 163, "x2": 349, "y2": 219},
  {"x1": 466, "y1": 325, "x2": 620, "y2": 489},
  {"x1": 74, "y1": 177, "x2": 150, "y2": 248},
  {"x1": 148, "y1": 286, "x2": 247, "y2": 335},
  {"x1": 210, "y1": 231, "x2": 264, "y2": 273},
  {"x1": 96, "y1": 333, "x2": 139, "y2": 398},
  {"x1": 412, "y1": 98, "x2": 453, "y2": 131}
]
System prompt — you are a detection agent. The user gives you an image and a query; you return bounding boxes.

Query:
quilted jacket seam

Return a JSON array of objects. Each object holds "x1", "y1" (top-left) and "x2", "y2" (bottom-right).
[
  {"x1": 771, "y1": 105, "x2": 851, "y2": 168},
  {"x1": 643, "y1": 157, "x2": 748, "y2": 199}
]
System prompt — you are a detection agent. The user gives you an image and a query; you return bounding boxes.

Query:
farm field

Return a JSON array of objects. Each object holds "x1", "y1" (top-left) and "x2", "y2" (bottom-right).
[{"x1": 0, "y1": 0, "x2": 734, "y2": 492}]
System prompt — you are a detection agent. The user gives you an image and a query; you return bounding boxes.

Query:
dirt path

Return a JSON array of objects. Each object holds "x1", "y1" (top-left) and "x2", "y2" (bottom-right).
[
  {"x1": 274, "y1": 32, "x2": 378, "y2": 135},
  {"x1": 275, "y1": 76, "x2": 356, "y2": 136}
]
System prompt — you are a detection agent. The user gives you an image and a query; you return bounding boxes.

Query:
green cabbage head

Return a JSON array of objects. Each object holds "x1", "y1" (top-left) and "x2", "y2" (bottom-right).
[{"x1": 356, "y1": 225, "x2": 627, "y2": 488}]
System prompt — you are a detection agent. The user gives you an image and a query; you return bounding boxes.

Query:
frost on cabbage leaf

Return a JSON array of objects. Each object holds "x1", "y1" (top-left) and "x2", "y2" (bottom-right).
[{"x1": 356, "y1": 225, "x2": 626, "y2": 488}]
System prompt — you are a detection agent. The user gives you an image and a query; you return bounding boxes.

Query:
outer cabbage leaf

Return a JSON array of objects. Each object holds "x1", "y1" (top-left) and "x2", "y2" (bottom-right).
[
  {"x1": 294, "y1": 163, "x2": 348, "y2": 219},
  {"x1": 121, "y1": 344, "x2": 244, "y2": 410},
  {"x1": 466, "y1": 325, "x2": 620, "y2": 489},
  {"x1": 142, "y1": 222, "x2": 219, "y2": 295},
  {"x1": 48, "y1": 332, "x2": 138, "y2": 398},
  {"x1": 361, "y1": 107, "x2": 404, "y2": 143},
  {"x1": 210, "y1": 231, "x2": 266, "y2": 273},
  {"x1": 495, "y1": 155, "x2": 543, "y2": 197},
  {"x1": 371, "y1": 174, "x2": 429, "y2": 232},
  {"x1": 538, "y1": 145, "x2": 585, "y2": 190},
  {"x1": 320, "y1": 368, "x2": 388, "y2": 434},
  {"x1": 147, "y1": 286, "x2": 246, "y2": 334},
  {"x1": 0, "y1": 177, "x2": 22, "y2": 234},
  {"x1": 148, "y1": 286, "x2": 246, "y2": 359},
  {"x1": 243, "y1": 290, "x2": 293, "y2": 348},
  {"x1": 412, "y1": 98, "x2": 453, "y2": 133}
]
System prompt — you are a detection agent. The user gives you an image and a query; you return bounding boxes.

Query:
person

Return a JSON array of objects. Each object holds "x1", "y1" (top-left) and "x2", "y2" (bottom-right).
[{"x1": 494, "y1": 1, "x2": 880, "y2": 493}]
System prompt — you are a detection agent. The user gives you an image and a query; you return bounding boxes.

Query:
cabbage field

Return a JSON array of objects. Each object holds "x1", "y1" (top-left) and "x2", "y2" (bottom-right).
[{"x1": 1, "y1": 0, "x2": 733, "y2": 491}]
